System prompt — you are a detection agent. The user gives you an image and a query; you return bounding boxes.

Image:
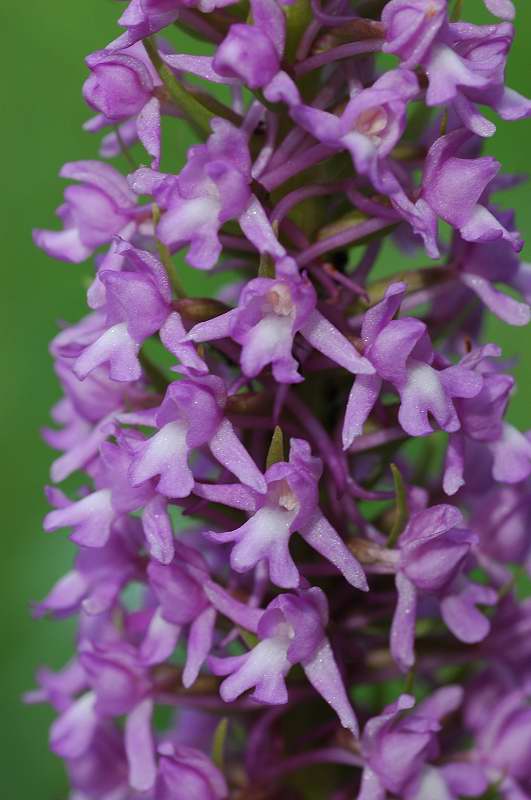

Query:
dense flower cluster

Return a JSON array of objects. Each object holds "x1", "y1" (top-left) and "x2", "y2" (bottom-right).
[{"x1": 29, "y1": 1, "x2": 531, "y2": 798}]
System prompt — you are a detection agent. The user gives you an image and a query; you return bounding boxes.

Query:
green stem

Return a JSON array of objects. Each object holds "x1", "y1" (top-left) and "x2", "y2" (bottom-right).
[
  {"x1": 113, "y1": 125, "x2": 137, "y2": 169},
  {"x1": 144, "y1": 37, "x2": 213, "y2": 138},
  {"x1": 152, "y1": 204, "x2": 187, "y2": 299},
  {"x1": 283, "y1": 0, "x2": 313, "y2": 63},
  {"x1": 139, "y1": 350, "x2": 169, "y2": 394}
]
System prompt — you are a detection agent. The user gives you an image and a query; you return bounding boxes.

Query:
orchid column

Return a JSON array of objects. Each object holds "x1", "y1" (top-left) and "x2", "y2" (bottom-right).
[{"x1": 29, "y1": 1, "x2": 531, "y2": 798}]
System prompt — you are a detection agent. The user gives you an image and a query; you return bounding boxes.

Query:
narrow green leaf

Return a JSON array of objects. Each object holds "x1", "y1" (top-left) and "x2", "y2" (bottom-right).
[
  {"x1": 387, "y1": 463, "x2": 408, "y2": 548},
  {"x1": 212, "y1": 718, "x2": 229, "y2": 769},
  {"x1": 258, "y1": 251, "x2": 276, "y2": 278},
  {"x1": 266, "y1": 426, "x2": 285, "y2": 469},
  {"x1": 451, "y1": 0, "x2": 464, "y2": 22}
]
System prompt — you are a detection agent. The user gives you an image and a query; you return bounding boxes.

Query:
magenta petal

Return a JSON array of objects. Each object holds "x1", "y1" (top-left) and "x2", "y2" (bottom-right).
[
  {"x1": 183, "y1": 606, "x2": 217, "y2": 689},
  {"x1": 209, "y1": 418, "x2": 267, "y2": 493},
  {"x1": 130, "y1": 422, "x2": 194, "y2": 499},
  {"x1": 300, "y1": 309, "x2": 375, "y2": 375},
  {"x1": 484, "y1": 0, "x2": 515, "y2": 20},
  {"x1": 302, "y1": 639, "x2": 359, "y2": 734},
  {"x1": 161, "y1": 312, "x2": 209, "y2": 373},
  {"x1": 75, "y1": 323, "x2": 141, "y2": 382},
  {"x1": 44, "y1": 489, "x2": 114, "y2": 548},
  {"x1": 358, "y1": 766, "x2": 386, "y2": 800},
  {"x1": 194, "y1": 482, "x2": 259, "y2": 512},
  {"x1": 390, "y1": 573, "x2": 417, "y2": 672},
  {"x1": 238, "y1": 195, "x2": 286, "y2": 259},
  {"x1": 137, "y1": 96, "x2": 161, "y2": 167},
  {"x1": 140, "y1": 608, "x2": 181, "y2": 665},
  {"x1": 50, "y1": 692, "x2": 97, "y2": 759},
  {"x1": 32, "y1": 227, "x2": 92, "y2": 263},
  {"x1": 187, "y1": 309, "x2": 239, "y2": 343},
  {"x1": 300, "y1": 512, "x2": 368, "y2": 591},
  {"x1": 202, "y1": 579, "x2": 262, "y2": 633},
  {"x1": 35, "y1": 570, "x2": 88, "y2": 617},
  {"x1": 343, "y1": 374, "x2": 382, "y2": 449},
  {"x1": 125, "y1": 699, "x2": 157, "y2": 792},
  {"x1": 443, "y1": 432, "x2": 466, "y2": 496},
  {"x1": 142, "y1": 494, "x2": 174, "y2": 564},
  {"x1": 462, "y1": 273, "x2": 530, "y2": 326},
  {"x1": 163, "y1": 53, "x2": 235, "y2": 84},
  {"x1": 440, "y1": 584, "x2": 497, "y2": 644}
]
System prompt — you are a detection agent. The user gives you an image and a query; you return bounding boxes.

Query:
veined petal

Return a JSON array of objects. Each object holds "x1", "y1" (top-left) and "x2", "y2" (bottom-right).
[
  {"x1": 125, "y1": 699, "x2": 156, "y2": 792},
  {"x1": 303, "y1": 639, "x2": 359, "y2": 735},
  {"x1": 209, "y1": 418, "x2": 267, "y2": 493},
  {"x1": 50, "y1": 692, "x2": 97, "y2": 759},
  {"x1": 390, "y1": 573, "x2": 417, "y2": 672},
  {"x1": 129, "y1": 421, "x2": 194, "y2": 498},
  {"x1": 300, "y1": 512, "x2": 368, "y2": 591},
  {"x1": 462, "y1": 273, "x2": 530, "y2": 325},
  {"x1": 142, "y1": 494, "x2": 174, "y2": 564},
  {"x1": 218, "y1": 638, "x2": 290, "y2": 704},
  {"x1": 183, "y1": 606, "x2": 217, "y2": 689},
  {"x1": 74, "y1": 322, "x2": 141, "y2": 382},
  {"x1": 343, "y1": 374, "x2": 382, "y2": 449},
  {"x1": 238, "y1": 195, "x2": 286, "y2": 259},
  {"x1": 300, "y1": 309, "x2": 374, "y2": 375},
  {"x1": 44, "y1": 489, "x2": 114, "y2": 548},
  {"x1": 140, "y1": 607, "x2": 181, "y2": 666}
]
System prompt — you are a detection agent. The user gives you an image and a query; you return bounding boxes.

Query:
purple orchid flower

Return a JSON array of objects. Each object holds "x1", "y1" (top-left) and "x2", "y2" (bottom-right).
[
  {"x1": 44, "y1": 425, "x2": 179, "y2": 563},
  {"x1": 74, "y1": 242, "x2": 173, "y2": 382},
  {"x1": 127, "y1": 373, "x2": 267, "y2": 498},
  {"x1": 130, "y1": 117, "x2": 285, "y2": 269},
  {"x1": 344, "y1": 282, "x2": 483, "y2": 448},
  {"x1": 83, "y1": 42, "x2": 163, "y2": 166},
  {"x1": 155, "y1": 742, "x2": 228, "y2": 799},
  {"x1": 382, "y1": 2, "x2": 529, "y2": 136},
  {"x1": 469, "y1": 480, "x2": 531, "y2": 577},
  {"x1": 140, "y1": 542, "x2": 217, "y2": 688},
  {"x1": 390, "y1": 504, "x2": 497, "y2": 672},
  {"x1": 35, "y1": 514, "x2": 143, "y2": 618},
  {"x1": 382, "y1": 0, "x2": 447, "y2": 69},
  {"x1": 196, "y1": 437, "x2": 367, "y2": 589},
  {"x1": 33, "y1": 161, "x2": 145, "y2": 263},
  {"x1": 358, "y1": 687, "x2": 463, "y2": 800},
  {"x1": 474, "y1": 689, "x2": 531, "y2": 800},
  {"x1": 452, "y1": 212, "x2": 531, "y2": 326},
  {"x1": 292, "y1": 68, "x2": 419, "y2": 194},
  {"x1": 442, "y1": 344, "x2": 515, "y2": 495},
  {"x1": 213, "y1": 0, "x2": 284, "y2": 91},
  {"x1": 187, "y1": 256, "x2": 373, "y2": 383},
  {"x1": 110, "y1": 0, "x2": 239, "y2": 51},
  {"x1": 161, "y1": 0, "x2": 300, "y2": 107},
  {"x1": 421, "y1": 129, "x2": 523, "y2": 250},
  {"x1": 65, "y1": 722, "x2": 131, "y2": 799},
  {"x1": 208, "y1": 585, "x2": 359, "y2": 734},
  {"x1": 46, "y1": 637, "x2": 155, "y2": 790}
]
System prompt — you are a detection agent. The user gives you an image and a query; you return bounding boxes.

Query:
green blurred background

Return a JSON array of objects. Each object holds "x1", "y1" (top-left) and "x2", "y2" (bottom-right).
[{"x1": 1, "y1": 1, "x2": 529, "y2": 795}]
